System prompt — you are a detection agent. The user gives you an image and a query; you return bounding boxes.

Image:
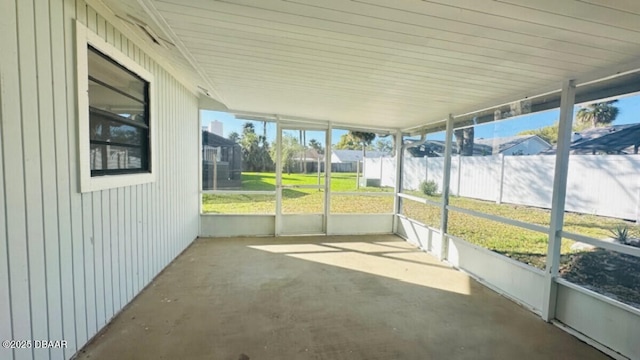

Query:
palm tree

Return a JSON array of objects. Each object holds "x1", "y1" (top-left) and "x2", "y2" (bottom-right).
[
  {"x1": 575, "y1": 100, "x2": 619, "y2": 128},
  {"x1": 454, "y1": 127, "x2": 475, "y2": 156}
]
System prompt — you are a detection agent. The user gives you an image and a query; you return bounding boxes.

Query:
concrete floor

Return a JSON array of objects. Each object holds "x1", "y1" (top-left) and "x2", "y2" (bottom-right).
[{"x1": 78, "y1": 235, "x2": 608, "y2": 360}]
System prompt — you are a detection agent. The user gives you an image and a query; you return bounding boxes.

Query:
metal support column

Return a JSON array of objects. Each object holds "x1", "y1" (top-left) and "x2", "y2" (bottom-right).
[
  {"x1": 393, "y1": 130, "x2": 403, "y2": 233},
  {"x1": 324, "y1": 124, "x2": 332, "y2": 234},
  {"x1": 542, "y1": 80, "x2": 576, "y2": 321},
  {"x1": 439, "y1": 114, "x2": 455, "y2": 260},
  {"x1": 275, "y1": 119, "x2": 283, "y2": 236}
]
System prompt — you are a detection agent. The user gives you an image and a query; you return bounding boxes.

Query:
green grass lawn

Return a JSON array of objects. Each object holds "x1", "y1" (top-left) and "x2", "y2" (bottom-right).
[
  {"x1": 202, "y1": 172, "x2": 640, "y2": 307},
  {"x1": 202, "y1": 172, "x2": 393, "y2": 214}
]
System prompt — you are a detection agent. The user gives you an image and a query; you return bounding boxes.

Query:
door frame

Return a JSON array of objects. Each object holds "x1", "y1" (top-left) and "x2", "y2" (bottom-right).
[{"x1": 275, "y1": 121, "x2": 332, "y2": 235}]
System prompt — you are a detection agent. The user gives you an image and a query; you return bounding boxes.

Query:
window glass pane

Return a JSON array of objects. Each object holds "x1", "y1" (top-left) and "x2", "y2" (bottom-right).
[
  {"x1": 90, "y1": 144, "x2": 142, "y2": 171},
  {"x1": 560, "y1": 239, "x2": 640, "y2": 309},
  {"x1": 88, "y1": 80, "x2": 146, "y2": 121},
  {"x1": 88, "y1": 46, "x2": 146, "y2": 102},
  {"x1": 90, "y1": 112, "x2": 144, "y2": 146}
]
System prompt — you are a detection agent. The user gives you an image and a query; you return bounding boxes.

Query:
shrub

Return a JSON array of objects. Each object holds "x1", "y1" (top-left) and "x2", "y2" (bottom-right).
[
  {"x1": 609, "y1": 225, "x2": 629, "y2": 245},
  {"x1": 420, "y1": 180, "x2": 439, "y2": 196}
]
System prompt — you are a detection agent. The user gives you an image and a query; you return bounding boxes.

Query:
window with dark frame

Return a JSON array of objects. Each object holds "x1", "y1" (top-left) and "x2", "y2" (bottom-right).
[{"x1": 88, "y1": 45, "x2": 150, "y2": 176}]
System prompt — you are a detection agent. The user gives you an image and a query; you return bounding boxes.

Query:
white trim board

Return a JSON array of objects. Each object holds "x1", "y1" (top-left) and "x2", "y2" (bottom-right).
[{"x1": 76, "y1": 21, "x2": 157, "y2": 193}]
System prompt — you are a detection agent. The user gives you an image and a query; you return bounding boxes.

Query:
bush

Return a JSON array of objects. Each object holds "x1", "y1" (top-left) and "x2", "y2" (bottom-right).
[
  {"x1": 420, "y1": 180, "x2": 439, "y2": 196},
  {"x1": 609, "y1": 225, "x2": 629, "y2": 244}
]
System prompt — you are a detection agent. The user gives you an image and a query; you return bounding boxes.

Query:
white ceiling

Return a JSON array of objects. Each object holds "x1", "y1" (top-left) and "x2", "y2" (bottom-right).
[{"x1": 104, "y1": 0, "x2": 640, "y2": 130}]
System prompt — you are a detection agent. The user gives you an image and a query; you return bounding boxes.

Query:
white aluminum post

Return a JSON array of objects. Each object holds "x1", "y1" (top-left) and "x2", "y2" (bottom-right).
[
  {"x1": 440, "y1": 114, "x2": 455, "y2": 260},
  {"x1": 324, "y1": 124, "x2": 332, "y2": 234},
  {"x1": 198, "y1": 110, "x2": 203, "y2": 236},
  {"x1": 393, "y1": 131, "x2": 403, "y2": 233},
  {"x1": 213, "y1": 148, "x2": 218, "y2": 191},
  {"x1": 275, "y1": 120, "x2": 283, "y2": 236},
  {"x1": 542, "y1": 80, "x2": 576, "y2": 321}
]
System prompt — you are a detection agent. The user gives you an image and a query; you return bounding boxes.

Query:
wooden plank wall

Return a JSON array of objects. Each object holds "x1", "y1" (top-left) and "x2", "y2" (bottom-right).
[{"x1": 0, "y1": 1, "x2": 200, "y2": 359}]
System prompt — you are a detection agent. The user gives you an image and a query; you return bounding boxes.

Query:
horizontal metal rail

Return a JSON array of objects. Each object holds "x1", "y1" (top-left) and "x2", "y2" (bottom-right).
[
  {"x1": 397, "y1": 192, "x2": 442, "y2": 207},
  {"x1": 331, "y1": 192, "x2": 395, "y2": 196},
  {"x1": 281, "y1": 184, "x2": 324, "y2": 189},
  {"x1": 561, "y1": 230, "x2": 640, "y2": 258},
  {"x1": 446, "y1": 205, "x2": 550, "y2": 234},
  {"x1": 201, "y1": 190, "x2": 276, "y2": 195}
]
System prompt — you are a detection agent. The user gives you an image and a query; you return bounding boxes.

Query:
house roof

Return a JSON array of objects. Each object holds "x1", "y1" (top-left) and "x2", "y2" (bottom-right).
[
  {"x1": 475, "y1": 135, "x2": 548, "y2": 153},
  {"x1": 406, "y1": 135, "x2": 548, "y2": 157},
  {"x1": 202, "y1": 130, "x2": 239, "y2": 147},
  {"x1": 543, "y1": 123, "x2": 640, "y2": 154},
  {"x1": 331, "y1": 149, "x2": 390, "y2": 162},
  {"x1": 99, "y1": 1, "x2": 640, "y2": 131}
]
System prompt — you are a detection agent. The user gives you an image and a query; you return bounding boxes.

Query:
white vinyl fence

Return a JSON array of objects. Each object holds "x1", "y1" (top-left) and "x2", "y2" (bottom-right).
[{"x1": 365, "y1": 155, "x2": 640, "y2": 221}]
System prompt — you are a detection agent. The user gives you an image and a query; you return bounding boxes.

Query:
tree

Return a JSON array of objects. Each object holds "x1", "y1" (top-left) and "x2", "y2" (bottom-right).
[
  {"x1": 349, "y1": 131, "x2": 376, "y2": 157},
  {"x1": 308, "y1": 139, "x2": 324, "y2": 154},
  {"x1": 239, "y1": 121, "x2": 273, "y2": 172},
  {"x1": 334, "y1": 133, "x2": 360, "y2": 150},
  {"x1": 454, "y1": 127, "x2": 475, "y2": 156},
  {"x1": 518, "y1": 123, "x2": 559, "y2": 145},
  {"x1": 374, "y1": 138, "x2": 393, "y2": 153},
  {"x1": 228, "y1": 131, "x2": 240, "y2": 143},
  {"x1": 575, "y1": 100, "x2": 619, "y2": 129},
  {"x1": 270, "y1": 134, "x2": 302, "y2": 174}
]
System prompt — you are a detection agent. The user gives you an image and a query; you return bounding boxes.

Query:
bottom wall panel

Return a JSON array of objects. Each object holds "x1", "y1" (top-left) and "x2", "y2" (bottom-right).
[
  {"x1": 199, "y1": 214, "x2": 394, "y2": 237},
  {"x1": 328, "y1": 214, "x2": 393, "y2": 235},
  {"x1": 556, "y1": 283, "x2": 640, "y2": 360},
  {"x1": 395, "y1": 215, "x2": 640, "y2": 360},
  {"x1": 200, "y1": 214, "x2": 276, "y2": 237},
  {"x1": 396, "y1": 215, "x2": 441, "y2": 254},
  {"x1": 446, "y1": 236, "x2": 545, "y2": 314}
]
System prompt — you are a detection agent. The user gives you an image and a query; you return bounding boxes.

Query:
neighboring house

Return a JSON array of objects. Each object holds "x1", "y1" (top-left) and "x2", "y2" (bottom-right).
[
  {"x1": 543, "y1": 123, "x2": 640, "y2": 155},
  {"x1": 407, "y1": 135, "x2": 551, "y2": 157},
  {"x1": 291, "y1": 148, "x2": 325, "y2": 173},
  {"x1": 331, "y1": 149, "x2": 391, "y2": 162},
  {"x1": 202, "y1": 131, "x2": 242, "y2": 189},
  {"x1": 475, "y1": 135, "x2": 552, "y2": 156}
]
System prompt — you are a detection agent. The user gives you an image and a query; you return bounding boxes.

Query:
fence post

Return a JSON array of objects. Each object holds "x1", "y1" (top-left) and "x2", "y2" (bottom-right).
[
  {"x1": 636, "y1": 175, "x2": 640, "y2": 224},
  {"x1": 542, "y1": 79, "x2": 575, "y2": 322},
  {"x1": 456, "y1": 155, "x2": 462, "y2": 196},
  {"x1": 496, "y1": 154, "x2": 505, "y2": 204},
  {"x1": 424, "y1": 156, "x2": 428, "y2": 183}
]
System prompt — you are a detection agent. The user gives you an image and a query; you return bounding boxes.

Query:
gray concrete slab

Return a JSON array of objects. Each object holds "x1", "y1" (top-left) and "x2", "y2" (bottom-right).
[{"x1": 77, "y1": 235, "x2": 609, "y2": 360}]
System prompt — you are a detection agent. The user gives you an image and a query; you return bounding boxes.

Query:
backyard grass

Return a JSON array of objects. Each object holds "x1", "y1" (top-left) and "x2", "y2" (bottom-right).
[
  {"x1": 202, "y1": 172, "x2": 393, "y2": 214},
  {"x1": 202, "y1": 172, "x2": 640, "y2": 308}
]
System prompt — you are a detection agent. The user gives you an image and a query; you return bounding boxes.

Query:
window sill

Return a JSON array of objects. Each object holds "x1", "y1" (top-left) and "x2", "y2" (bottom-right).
[{"x1": 80, "y1": 172, "x2": 155, "y2": 193}]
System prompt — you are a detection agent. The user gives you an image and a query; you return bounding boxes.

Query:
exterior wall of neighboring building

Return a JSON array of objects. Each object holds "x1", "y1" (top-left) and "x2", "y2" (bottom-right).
[
  {"x1": 0, "y1": 1, "x2": 200, "y2": 359},
  {"x1": 501, "y1": 137, "x2": 551, "y2": 155}
]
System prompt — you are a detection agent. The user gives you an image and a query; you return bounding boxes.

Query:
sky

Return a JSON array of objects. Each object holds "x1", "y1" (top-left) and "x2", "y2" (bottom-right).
[{"x1": 201, "y1": 93, "x2": 640, "y2": 146}]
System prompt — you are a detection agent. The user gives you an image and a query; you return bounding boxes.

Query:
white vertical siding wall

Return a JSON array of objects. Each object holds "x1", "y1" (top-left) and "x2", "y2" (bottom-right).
[{"x1": 0, "y1": 1, "x2": 200, "y2": 359}]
